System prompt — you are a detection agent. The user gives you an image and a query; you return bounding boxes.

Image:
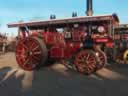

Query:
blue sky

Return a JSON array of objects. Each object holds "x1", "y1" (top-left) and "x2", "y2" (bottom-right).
[{"x1": 0, "y1": 0, "x2": 128, "y2": 36}]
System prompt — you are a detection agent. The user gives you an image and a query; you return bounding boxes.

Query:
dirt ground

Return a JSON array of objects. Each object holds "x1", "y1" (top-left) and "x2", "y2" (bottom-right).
[
  {"x1": 0, "y1": 52, "x2": 18, "y2": 69},
  {"x1": 0, "y1": 52, "x2": 128, "y2": 96}
]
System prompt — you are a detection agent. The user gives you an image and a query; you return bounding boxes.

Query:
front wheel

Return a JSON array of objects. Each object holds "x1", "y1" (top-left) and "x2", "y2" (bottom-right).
[{"x1": 74, "y1": 49, "x2": 98, "y2": 75}]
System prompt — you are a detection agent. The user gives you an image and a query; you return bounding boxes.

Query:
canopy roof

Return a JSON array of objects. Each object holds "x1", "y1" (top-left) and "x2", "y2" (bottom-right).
[
  {"x1": 115, "y1": 24, "x2": 128, "y2": 29},
  {"x1": 8, "y1": 14, "x2": 119, "y2": 28}
]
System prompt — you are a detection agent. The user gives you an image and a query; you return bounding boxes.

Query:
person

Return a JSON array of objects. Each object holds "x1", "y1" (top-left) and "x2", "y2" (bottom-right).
[{"x1": 2, "y1": 37, "x2": 7, "y2": 54}]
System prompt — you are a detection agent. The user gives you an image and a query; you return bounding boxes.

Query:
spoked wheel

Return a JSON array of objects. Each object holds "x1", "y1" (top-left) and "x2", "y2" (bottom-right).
[
  {"x1": 16, "y1": 37, "x2": 47, "y2": 71},
  {"x1": 74, "y1": 50, "x2": 98, "y2": 75},
  {"x1": 95, "y1": 50, "x2": 107, "y2": 69},
  {"x1": 123, "y1": 49, "x2": 128, "y2": 64}
]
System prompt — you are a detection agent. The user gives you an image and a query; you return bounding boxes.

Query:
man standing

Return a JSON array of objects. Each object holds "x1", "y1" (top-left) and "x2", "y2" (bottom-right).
[{"x1": 2, "y1": 36, "x2": 7, "y2": 54}]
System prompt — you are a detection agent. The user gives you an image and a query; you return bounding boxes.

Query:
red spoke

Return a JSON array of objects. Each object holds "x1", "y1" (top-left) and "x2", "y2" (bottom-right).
[
  {"x1": 20, "y1": 43, "x2": 28, "y2": 50},
  {"x1": 16, "y1": 49, "x2": 23, "y2": 52},
  {"x1": 32, "y1": 51, "x2": 42, "y2": 55},
  {"x1": 32, "y1": 56, "x2": 40, "y2": 61},
  {"x1": 29, "y1": 42, "x2": 36, "y2": 48},
  {"x1": 16, "y1": 54, "x2": 26, "y2": 58},
  {"x1": 32, "y1": 45, "x2": 40, "y2": 51},
  {"x1": 23, "y1": 58, "x2": 30, "y2": 66},
  {"x1": 86, "y1": 54, "x2": 90, "y2": 60}
]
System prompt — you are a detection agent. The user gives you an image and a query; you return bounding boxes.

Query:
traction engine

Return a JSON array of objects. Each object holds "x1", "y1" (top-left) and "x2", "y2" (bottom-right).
[
  {"x1": 8, "y1": 14, "x2": 119, "y2": 74},
  {"x1": 7, "y1": 0, "x2": 119, "y2": 74},
  {"x1": 113, "y1": 24, "x2": 128, "y2": 64}
]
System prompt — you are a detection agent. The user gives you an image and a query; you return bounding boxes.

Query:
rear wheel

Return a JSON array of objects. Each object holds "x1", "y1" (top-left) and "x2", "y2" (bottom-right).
[
  {"x1": 96, "y1": 50, "x2": 107, "y2": 69},
  {"x1": 74, "y1": 50, "x2": 98, "y2": 75},
  {"x1": 16, "y1": 37, "x2": 47, "y2": 71}
]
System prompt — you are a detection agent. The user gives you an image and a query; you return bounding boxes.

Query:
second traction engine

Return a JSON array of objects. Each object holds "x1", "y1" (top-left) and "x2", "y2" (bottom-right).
[{"x1": 113, "y1": 24, "x2": 128, "y2": 64}]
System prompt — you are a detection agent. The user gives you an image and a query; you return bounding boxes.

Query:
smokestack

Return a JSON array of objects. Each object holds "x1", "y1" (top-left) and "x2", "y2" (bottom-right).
[{"x1": 86, "y1": 0, "x2": 93, "y2": 16}]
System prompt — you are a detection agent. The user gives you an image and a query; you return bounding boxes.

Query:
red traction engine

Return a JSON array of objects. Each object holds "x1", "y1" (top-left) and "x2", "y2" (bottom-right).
[{"x1": 8, "y1": 14, "x2": 119, "y2": 74}]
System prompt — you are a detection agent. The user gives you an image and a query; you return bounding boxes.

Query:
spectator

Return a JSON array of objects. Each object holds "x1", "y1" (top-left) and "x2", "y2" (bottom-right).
[{"x1": 2, "y1": 37, "x2": 7, "y2": 54}]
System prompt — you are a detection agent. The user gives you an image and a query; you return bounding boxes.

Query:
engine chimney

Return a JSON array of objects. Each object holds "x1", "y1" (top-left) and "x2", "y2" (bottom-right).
[{"x1": 86, "y1": 0, "x2": 93, "y2": 16}]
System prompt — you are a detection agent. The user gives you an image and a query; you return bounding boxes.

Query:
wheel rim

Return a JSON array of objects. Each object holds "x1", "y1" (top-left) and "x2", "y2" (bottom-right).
[
  {"x1": 16, "y1": 38, "x2": 43, "y2": 70},
  {"x1": 123, "y1": 49, "x2": 128, "y2": 64},
  {"x1": 96, "y1": 51, "x2": 107, "y2": 69},
  {"x1": 74, "y1": 50, "x2": 97, "y2": 74}
]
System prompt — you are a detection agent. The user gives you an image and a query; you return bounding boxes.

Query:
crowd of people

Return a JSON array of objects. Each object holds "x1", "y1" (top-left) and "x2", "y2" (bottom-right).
[
  {"x1": 0, "y1": 33, "x2": 16, "y2": 54},
  {"x1": 0, "y1": 33, "x2": 8, "y2": 54}
]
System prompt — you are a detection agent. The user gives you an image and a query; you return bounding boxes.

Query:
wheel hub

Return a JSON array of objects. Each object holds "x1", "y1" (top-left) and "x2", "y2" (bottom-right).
[{"x1": 26, "y1": 51, "x2": 33, "y2": 57}]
